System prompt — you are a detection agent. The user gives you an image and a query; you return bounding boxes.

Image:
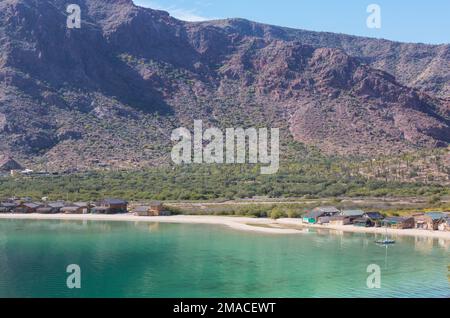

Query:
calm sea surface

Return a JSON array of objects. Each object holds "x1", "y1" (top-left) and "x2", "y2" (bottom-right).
[{"x1": 0, "y1": 219, "x2": 448, "y2": 298}]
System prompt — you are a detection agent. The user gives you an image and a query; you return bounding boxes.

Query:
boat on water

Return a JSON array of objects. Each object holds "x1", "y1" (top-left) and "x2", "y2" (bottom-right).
[
  {"x1": 375, "y1": 227, "x2": 396, "y2": 245},
  {"x1": 376, "y1": 238, "x2": 396, "y2": 245}
]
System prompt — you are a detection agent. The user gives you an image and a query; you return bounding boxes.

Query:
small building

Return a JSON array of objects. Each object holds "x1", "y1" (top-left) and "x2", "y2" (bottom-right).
[
  {"x1": 328, "y1": 216, "x2": 351, "y2": 226},
  {"x1": 363, "y1": 212, "x2": 385, "y2": 227},
  {"x1": 61, "y1": 206, "x2": 86, "y2": 214},
  {"x1": 73, "y1": 202, "x2": 91, "y2": 213},
  {"x1": 382, "y1": 217, "x2": 415, "y2": 229},
  {"x1": 341, "y1": 210, "x2": 365, "y2": 222},
  {"x1": 47, "y1": 202, "x2": 66, "y2": 213},
  {"x1": 14, "y1": 202, "x2": 42, "y2": 213},
  {"x1": 414, "y1": 212, "x2": 446, "y2": 231},
  {"x1": 0, "y1": 202, "x2": 17, "y2": 213},
  {"x1": 438, "y1": 218, "x2": 450, "y2": 232},
  {"x1": 353, "y1": 218, "x2": 374, "y2": 227},
  {"x1": 303, "y1": 206, "x2": 340, "y2": 224},
  {"x1": 133, "y1": 202, "x2": 169, "y2": 216},
  {"x1": 36, "y1": 202, "x2": 66, "y2": 214},
  {"x1": 93, "y1": 199, "x2": 128, "y2": 214}
]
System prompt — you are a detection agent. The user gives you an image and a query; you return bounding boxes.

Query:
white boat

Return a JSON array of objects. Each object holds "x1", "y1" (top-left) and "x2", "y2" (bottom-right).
[{"x1": 375, "y1": 227, "x2": 396, "y2": 245}]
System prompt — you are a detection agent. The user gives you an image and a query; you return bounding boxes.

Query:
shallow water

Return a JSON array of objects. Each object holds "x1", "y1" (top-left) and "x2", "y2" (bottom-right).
[{"x1": 0, "y1": 219, "x2": 448, "y2": 298}]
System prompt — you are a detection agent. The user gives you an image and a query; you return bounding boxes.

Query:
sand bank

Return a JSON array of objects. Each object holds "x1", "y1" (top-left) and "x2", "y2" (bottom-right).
[{"x1": 0, "y1": 214, "x2": 304, "y2": 234}]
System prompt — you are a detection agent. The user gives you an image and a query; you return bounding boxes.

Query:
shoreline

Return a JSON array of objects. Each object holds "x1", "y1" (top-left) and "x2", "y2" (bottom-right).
[{"x1": 1, "y1": 213, "x2": 450, "y2": 239}]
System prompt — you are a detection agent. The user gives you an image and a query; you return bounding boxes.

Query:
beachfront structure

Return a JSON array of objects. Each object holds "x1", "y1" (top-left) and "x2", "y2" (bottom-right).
[
  {"x1": 438, "y1": 218, "x2": 450, "y2": 231},
  {"x1": 133, "y1": 202, "x2": 169, "y2": 216},
  {"x1": 303, "y1": 206, "x2": 340, "y2": 224},
  {"x1": 353, "y1": 218, "x2": 373, "y2": 227},
  {"x1": 382, "y1": 217, "x2": 415, "y2": 229},
  {"x1": 73, "y1": 202, "x2": 91, "y2": 213},
  {"x1": 0, "y1": 202, "x2": 17, "y2": 213},
  {"x1": 93, "y1": 199, "x2": 128, "y2": 214},
  {"x1": 61, "y1": 203, "x2": 90, "y2": 214},
  {"x1": 414, "y1": 212, "x2": 446, "y2": 231},
  {"x1": 363, "y1": 212, "x2": 385, "y2": 227},
  {"x1": 36, "y1": 202, "x2": 66, "y2": 214},
  {"x1": 341, "y1": 210, "x2": 365, "y2": 223},
  {"x1": 328, "y1": 216, "x2": 351, "y2": 226},
  {"x1": 13, "y1": 202, "x2": 42, "y2": 213}
]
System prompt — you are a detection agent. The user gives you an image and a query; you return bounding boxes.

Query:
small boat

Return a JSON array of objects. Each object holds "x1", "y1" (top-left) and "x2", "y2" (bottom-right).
[
  {"x1": 376, "y1": 239, "x2": 396, "y2": 245},
  {"x1": 375, "y1": 227, "x2": 396, "y2": 245}
]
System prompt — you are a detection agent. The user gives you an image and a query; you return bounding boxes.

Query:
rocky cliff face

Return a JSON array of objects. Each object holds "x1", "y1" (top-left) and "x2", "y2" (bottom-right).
[{"x1": 0, "y1": 0, "x2": 448, "y2": 170}]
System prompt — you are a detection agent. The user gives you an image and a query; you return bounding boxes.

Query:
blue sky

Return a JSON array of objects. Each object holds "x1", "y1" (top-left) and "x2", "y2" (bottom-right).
[{"x1": 134, "y1": 0, "x2": 450, "y2": 44}]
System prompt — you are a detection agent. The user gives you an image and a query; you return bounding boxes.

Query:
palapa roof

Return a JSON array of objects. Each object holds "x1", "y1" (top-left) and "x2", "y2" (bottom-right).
[
  {"x1": 312, "y1": 206, "x2": 340, "y2": 214},
  {"x1": 304, "y1": 210, "x2": 326, "y2": 219},
  {"x1": 341, "y1": 209, "x2": 365, "y2": 217},
  {"x1": 23, "y1": 202, "x2": 42, "y2": 209},
  {"x1": 364, "y1": 212, "x2": 384, "y2": 220}
]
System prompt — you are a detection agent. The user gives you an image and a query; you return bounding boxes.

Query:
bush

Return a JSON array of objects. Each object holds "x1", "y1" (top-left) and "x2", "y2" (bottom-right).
[{"x1": 270, "y1": 207, "x2": 286, "y2": 219}]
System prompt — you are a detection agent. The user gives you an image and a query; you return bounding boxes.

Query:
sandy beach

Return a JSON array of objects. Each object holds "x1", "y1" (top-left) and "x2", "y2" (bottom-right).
[{"x1": 1, "y1": 213, "x2": 450, "y2": 239}]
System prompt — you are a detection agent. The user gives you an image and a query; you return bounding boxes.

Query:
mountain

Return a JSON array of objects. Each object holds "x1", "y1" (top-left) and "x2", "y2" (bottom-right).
[{"x1": 0, "y1": 0, "x2": 448, "y2": 171}]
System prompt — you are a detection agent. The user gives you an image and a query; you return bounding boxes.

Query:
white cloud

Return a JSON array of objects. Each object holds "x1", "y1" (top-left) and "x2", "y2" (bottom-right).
[{"x1": 134, "y1": 1, "x2": 214, "y2": 22}]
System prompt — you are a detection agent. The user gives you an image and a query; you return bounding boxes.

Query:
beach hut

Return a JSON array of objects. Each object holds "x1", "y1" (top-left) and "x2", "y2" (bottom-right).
[
  {"x1": 363, "y1": 212, "x2": 385, "y2": 227},
  {"x1": 414, "y1": 212, "x2": 446, "y2": 231},
  {"x1": 328, "y1": 216, "x2": 351, "y2": 226},
  {"x1": 303, "y1": 206, "x2": 340, "y2": 224},
  {"x1": 48, "y1": 202, "x2": 66, "y2": 213},
  {"x1": 382, "y1": 217, "x2": 414, "y2": 229},
  {"x1": 133, "y1": 202, "x2": 169, "y2": 216},
  {"x1": 303, "y1": 210, "x2": 325, "y2": 224},
  {"x1": 13, "y1": 202, "x2": 42, "y2": 213},
  {"x1": 353, "y1": 218, "x2": 374, "y2": 227},
  {"x1": 73, "y1": 202, "x2": 91, "y2": 214},
  {"x1": 438, "y1": 218, "x2": 450, "y2": 232},
  {"x1": 61, "y1": 206, "x2": 84, "y2": 214},
  {"x1": 93, "y1": 199, "x2": 128, "y2": 214},
  {"x1": 61, "y1": 202, "x2": 90, "y2": 214},
  {"x1": 36, "y1": 202, "x2": 66, "y2": 214},
  {"x1": 341, "y1": 210, "x2": 365, "y2": 223},
  {"x1": 0, "y1": 202, "x2": 17, "y2": 213}
]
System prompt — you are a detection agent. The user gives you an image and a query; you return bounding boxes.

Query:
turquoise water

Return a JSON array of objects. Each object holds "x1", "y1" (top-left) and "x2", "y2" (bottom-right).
[{"x1": 0, "y1": 219, "x2": 448, "y2": 298}]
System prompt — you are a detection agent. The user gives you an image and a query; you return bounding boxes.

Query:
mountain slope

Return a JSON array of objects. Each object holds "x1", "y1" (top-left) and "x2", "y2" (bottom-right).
[{"x1": 0, "y1": 0, "x2": 448, "y2": 171}]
